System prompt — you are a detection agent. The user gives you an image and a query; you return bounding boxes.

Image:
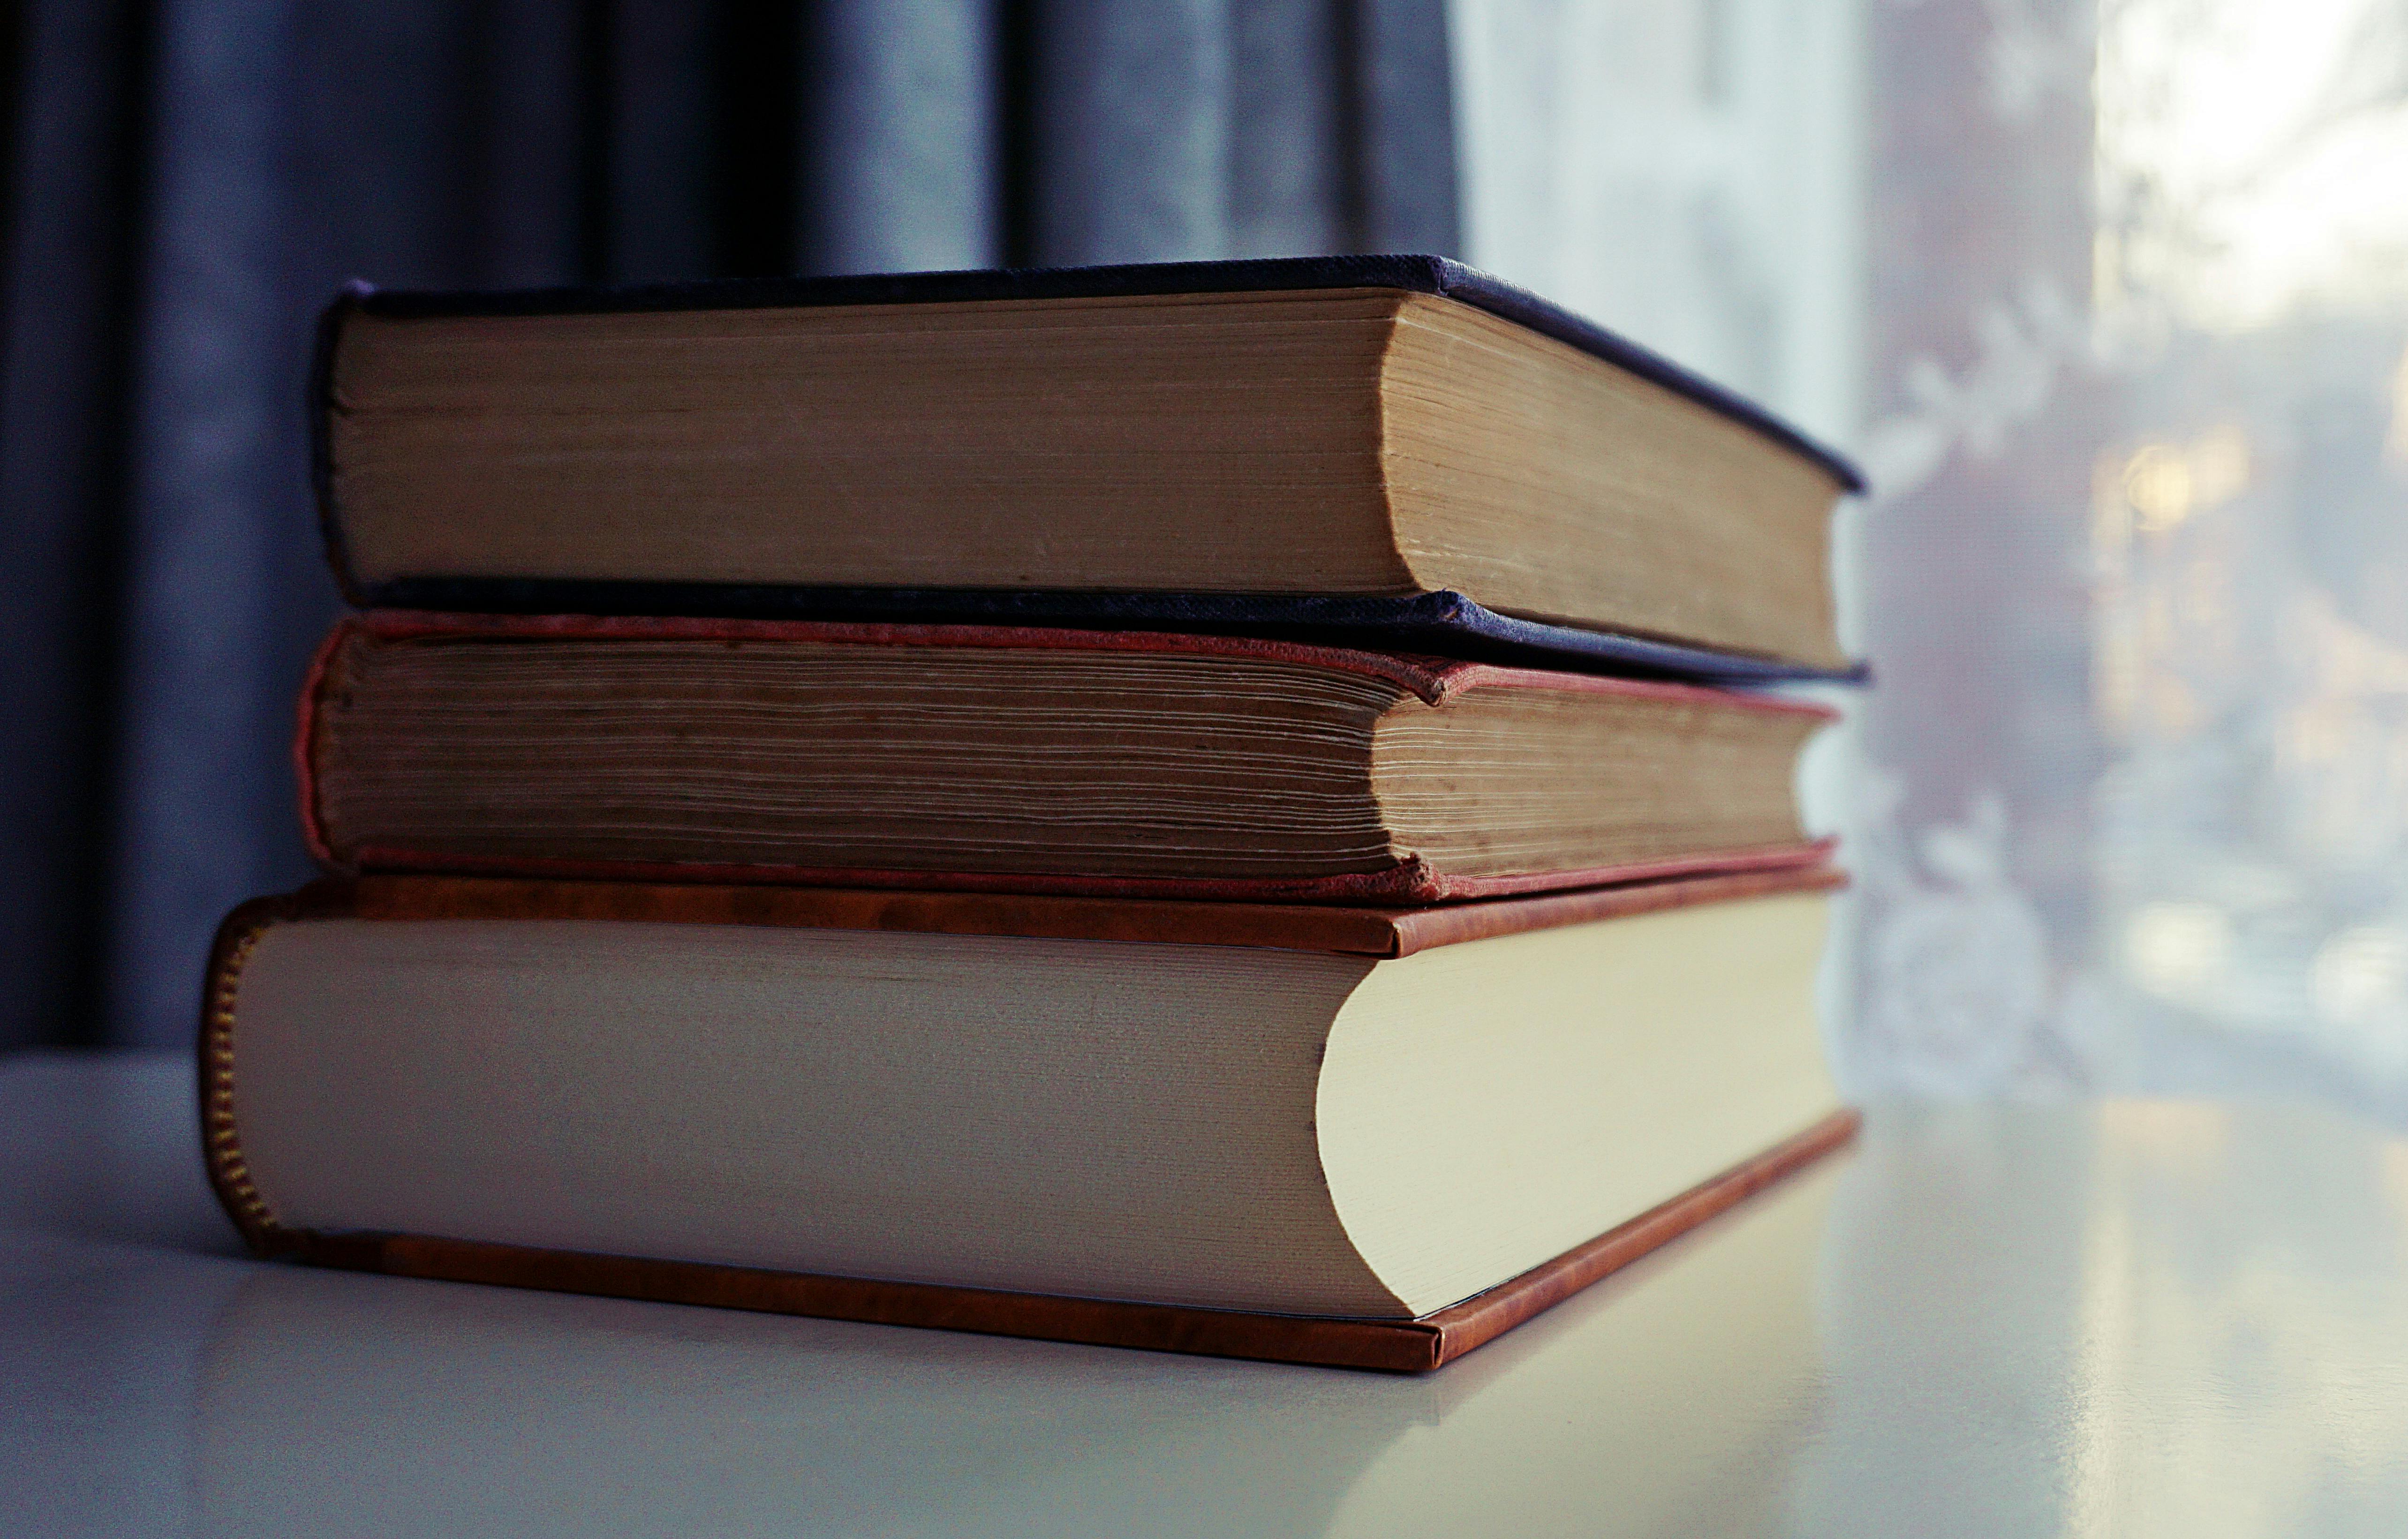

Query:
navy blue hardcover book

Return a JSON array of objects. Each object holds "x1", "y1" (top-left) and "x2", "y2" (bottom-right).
[{"x1": 314, "y1": 255, "x2": 1866, "y2": 683}]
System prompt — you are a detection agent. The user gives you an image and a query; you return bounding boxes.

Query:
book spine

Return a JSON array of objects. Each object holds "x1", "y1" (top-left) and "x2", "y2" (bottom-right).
[
  {"x1": 197, "y1": 888, "x2": 355, "y2": 1258},
  {"x1": 292, "y1": 621, "x2": 348, "y2": 869},
  {"x1": 309, "y1": 280, "x2": 375, "y2": 607}
]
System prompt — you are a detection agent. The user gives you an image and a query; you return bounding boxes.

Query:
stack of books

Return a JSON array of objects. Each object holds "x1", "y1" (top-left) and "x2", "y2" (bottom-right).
[{"x1": 201, "y1": 257, "x2": 1864, "y2": 1371}]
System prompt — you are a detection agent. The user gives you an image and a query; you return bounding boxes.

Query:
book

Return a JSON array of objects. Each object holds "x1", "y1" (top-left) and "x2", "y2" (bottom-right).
[
  {"x1": 201, "y1": 868, "x2": 1854, "y2": 1371},
  {"x1": 300, "y1": 612, "x2": 1833, "y2": 902},
  {"x1": 313, "y1": 256, "x2": 1865, "y2": 680}
]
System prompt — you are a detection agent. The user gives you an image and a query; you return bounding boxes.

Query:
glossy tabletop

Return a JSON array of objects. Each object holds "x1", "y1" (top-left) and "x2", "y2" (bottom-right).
[{"x1": 7, "y1": 1052, "x2": 2408, "y2": 1537}]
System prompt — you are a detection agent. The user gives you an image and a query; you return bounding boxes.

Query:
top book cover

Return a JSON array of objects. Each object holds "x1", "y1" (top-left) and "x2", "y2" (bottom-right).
[{"x1": 312, "y1": 255, "x2": 1865, "y2": 682}]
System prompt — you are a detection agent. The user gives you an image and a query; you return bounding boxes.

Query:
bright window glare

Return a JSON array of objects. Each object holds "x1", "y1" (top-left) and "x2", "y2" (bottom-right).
[{"x1": 2098, "y1": 0, "x2": 2408, "y2": 329}]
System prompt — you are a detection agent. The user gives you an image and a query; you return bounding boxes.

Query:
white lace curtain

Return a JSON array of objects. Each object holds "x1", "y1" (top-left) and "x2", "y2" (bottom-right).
[{"x1": 1455, "y1": 0, "x2": 2408, "y2": 1120}]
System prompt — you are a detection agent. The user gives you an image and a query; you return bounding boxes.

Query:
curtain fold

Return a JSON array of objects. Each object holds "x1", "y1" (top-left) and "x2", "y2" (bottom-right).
[
  {"x1": 106, "y1": 0, "x2": 312, "y2": 1051},
  {"x1": 0, "y1": 0, "x2": 149, "y2": 1054},
  {"x1": 0, "y1": 0, "x2": 1461, "y2": 1049},
  {"x1": 800, "y1": 0, "x2": 999, "y2": 273}
]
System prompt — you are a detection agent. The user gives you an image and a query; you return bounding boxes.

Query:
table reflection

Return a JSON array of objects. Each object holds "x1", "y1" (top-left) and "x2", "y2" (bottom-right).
[{"x1": 9, "y1": 1057, "x2": 2408, "y2": 1537}]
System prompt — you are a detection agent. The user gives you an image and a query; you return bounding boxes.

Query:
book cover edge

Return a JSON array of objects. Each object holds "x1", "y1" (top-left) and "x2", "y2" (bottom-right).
[
  {"x1": 330, "y1": 841, "x2": 1840, "y2": 909},
  {"x1": 1422, "y1": 1109, "x2": 1860, "y2": 1363},
  {"x1": 274, "y1": 1114, "x2": 1861, "y2": 1372},
  {"x1": 312, "y1": 280, "x2": 374, "y2": 605},
  {"x1": 325, "y1": 608, "x2": 1840, "y2": 717},
  {"x1": 240, "y1": 861, "x2": 1846, "y2": 959},
  {"x1": 339, "y1": 582, "x2": 1870, "y2": 684}
]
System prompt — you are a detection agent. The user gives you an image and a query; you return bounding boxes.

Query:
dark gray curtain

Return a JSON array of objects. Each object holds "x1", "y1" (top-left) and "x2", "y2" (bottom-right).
[{"x1": 0, "y1": 0, "x2": 1459, "y2": 1050}]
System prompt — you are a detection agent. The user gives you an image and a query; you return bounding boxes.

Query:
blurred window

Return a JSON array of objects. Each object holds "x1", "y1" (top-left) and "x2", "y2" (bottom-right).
[{"x1": 1455, "y1": 0, "x2": 2408, "y2": 1114}]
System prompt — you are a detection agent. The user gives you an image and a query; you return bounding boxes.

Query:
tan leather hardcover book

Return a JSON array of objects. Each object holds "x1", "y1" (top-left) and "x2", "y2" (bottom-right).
[
  {"x1": 317, "y1": 257, "x2": 1862, "y2": 675},
  {"x1": 201, "y1": 869, "x2": 1855, "y2": 1371}
]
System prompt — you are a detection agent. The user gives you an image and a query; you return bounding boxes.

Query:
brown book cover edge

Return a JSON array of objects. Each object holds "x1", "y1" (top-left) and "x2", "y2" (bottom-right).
[
  {"x1": 198, "y1": 877, "x2": 1854, "y2": 1371},
  {"x1": 317, "y1": 862, "x2": 1844, "y2": 958},
  {"x1": 284, "y1": 1113, "x2": 1856, "y2": 1373},
  {"x1": 328, "y1": 839, "x2": 1840, "y2": 908}
]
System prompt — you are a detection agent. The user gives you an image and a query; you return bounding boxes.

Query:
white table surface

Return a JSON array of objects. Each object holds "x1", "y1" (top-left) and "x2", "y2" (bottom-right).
[{"x1": 7, "y1": 1051, "x2": 2408, "y2": 1537}]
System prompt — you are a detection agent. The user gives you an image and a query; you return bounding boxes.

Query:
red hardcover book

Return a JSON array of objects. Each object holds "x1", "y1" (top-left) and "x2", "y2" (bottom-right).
[{"x1": 299, "y1": 611, "x2": 1833, "y2": 903}]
